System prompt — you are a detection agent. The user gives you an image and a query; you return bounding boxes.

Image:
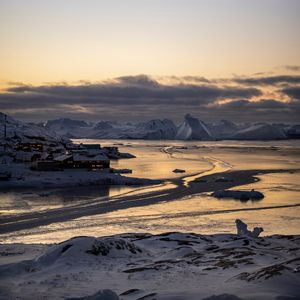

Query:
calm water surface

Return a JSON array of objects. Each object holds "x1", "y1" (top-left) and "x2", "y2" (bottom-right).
[{"x1": 0, "y1": 140, "x2": 300, "y2": 243}]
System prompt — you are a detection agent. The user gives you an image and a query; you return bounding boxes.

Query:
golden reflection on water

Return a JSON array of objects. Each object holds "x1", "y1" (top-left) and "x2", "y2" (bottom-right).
[
  {"x1": 0, "y1": 140, "x2": 300, "y2": 244},
  {"x1": 110, "y1": 145, "x2": 211, "y2": 180}
]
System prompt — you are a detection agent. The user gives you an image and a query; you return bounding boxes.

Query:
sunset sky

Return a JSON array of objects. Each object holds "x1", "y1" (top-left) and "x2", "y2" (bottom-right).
[{"x1": 0, "y1": 0, "x2": 299, "y2": 122}]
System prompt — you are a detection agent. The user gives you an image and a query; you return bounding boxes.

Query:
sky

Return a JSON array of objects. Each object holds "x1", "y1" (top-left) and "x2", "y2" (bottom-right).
[{"x1": 0, "y1": 0, "x2": 300, "y2": 123}]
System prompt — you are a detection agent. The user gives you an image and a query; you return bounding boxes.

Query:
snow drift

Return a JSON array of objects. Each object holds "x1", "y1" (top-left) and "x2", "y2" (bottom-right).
[{"x1": 1, "y1": 230, "x2": 299, "y2": 299}]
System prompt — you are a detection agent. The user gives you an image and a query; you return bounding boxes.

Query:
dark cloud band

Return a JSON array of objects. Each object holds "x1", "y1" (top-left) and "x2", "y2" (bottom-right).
[{"x1": 1, "y1": 74, "x2": 299, "y2": 123}]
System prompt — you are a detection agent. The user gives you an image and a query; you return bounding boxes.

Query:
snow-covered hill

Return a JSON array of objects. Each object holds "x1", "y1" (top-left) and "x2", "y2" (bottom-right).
[
  {"x1": 0, "y1": 112, "x2": 66, "y2": 144},
  {"x1": 1, "y1": 230, "x2": 299, "y2": 299},
  {"x1": 44, "y1": 118, "x2": 93, "y2": 138}
]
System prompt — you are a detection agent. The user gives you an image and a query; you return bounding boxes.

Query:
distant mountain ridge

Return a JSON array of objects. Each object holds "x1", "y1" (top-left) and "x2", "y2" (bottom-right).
[
  {"x1": 2, "y1": 112, "x2": 299, "y2": 141},
  {"x1": 44, "y1": 117, "x2": 179, "y2": 140}
]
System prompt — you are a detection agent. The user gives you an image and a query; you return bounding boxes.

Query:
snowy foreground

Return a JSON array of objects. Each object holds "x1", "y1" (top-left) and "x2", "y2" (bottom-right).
[{"x1": 0, "y1": 230, "x2": 299, "y2": 299}]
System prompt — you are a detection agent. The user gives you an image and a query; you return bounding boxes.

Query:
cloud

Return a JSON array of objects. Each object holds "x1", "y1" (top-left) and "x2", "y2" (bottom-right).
[
  {"x1": 208, "y1": 99, "x2": 300, "y2": 123},
  {"x1": 234, "y1": 75, "x2": 300, "y2": 86},
  {"x1": 167, "y1": 76, "x2": 211, "y2": 84},
  {"x1": 281, "y1": 86, "x2": 300, "y2": 100},
  {"x1": 3, "y1": 76, "x2": 261, "y2": 108},
  {"x1": 284, "y1": 65, "x2": 300, "y2": 72},
  {"x1": 1, "y1": 74, "x2": 299, "y2": 123},
  {"x1": 214, "y1": 99, "x2": 288, "y2": 109},
  {"x1": 115, "y1": 74, "x2": 159, "y2": 87}
]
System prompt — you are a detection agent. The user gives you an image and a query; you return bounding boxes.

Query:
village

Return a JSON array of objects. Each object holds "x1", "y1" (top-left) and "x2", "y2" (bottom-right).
[
  {"x1": 1, "y1": 140, "x2": 133, "y2": 179},
  {"x1": 0, "y1": 113, "x2": 135, "y2": 181}
]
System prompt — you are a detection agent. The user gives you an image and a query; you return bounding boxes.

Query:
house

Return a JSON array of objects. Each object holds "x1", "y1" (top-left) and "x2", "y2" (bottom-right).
[
  {"x1": 0, "y1": 152, "x2": 14, "y2": 164},
  {"x1": 71, "y1": 146, "x2": 107, "y2": 157},
  {"x1": 82, "y1": 143, "x2": 101, "y2": 150},
  {"x1": 31, "y1": 160, "x2": 62, "y2": 171},
  {"x1": 15, "y1": 151, "x2": 40, "y2": 162},
  {"x1": 53, "y1": 153, "x2": 110, "y2": 170},
  {"x1": 31, "y1": 154, "x2": 70, "y2": 171},
  {"x1": 103, "y1": 146, "x2": 119, "y2": 152},
  {"x1": 103, "y1": 146, "x2": 120, "y2": 159},
  {"x1": 16, "y1": 142, "x2": 43, "y2": 152},
  {"x1": 40, "y1": 152, "x2": 54, "y2": 161},
  {"x1": 53, "y1": 154, "x2": 73, "y2": 165},
  {"x1": 72, "y1": 153, "x2": 110, "y2": 169}
]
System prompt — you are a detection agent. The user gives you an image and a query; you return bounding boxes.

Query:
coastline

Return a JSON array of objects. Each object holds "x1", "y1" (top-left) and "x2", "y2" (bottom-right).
[{"x1": 0, "y1": 167, "x2": 297, "y2": 235}]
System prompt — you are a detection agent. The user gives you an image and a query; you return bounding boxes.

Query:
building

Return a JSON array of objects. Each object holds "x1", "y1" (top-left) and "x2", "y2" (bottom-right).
[
  {"x1": 103, "y1": 146, "x2": 119, "y2": 152},
  {"x1": 16, "y1": 142, "x2": 43, "y2": 152},
  {"x1": 40, "y1": 152, "x2": 54, "y2": 160},
  {"x1": 53, "y1": 153, "x2": 110, "y2": 170},
  {"x1": 15, "y1": 151, "x2": 40, "y2": 162},
  {"x1": 73, "y1": 153, "x2": 110, "y2": 169},
  {"x1": 0, "y1": 152, "x2": 14, "y2": 164},
  {"x1": 31, "y1": 160, "x2": 62, "y2": 171},
  {"x1": 103, "y1": 146, "x2": 120, "y2": 159},
  {"x1": 82, "y1": 143, "x2": 101, "y2": 150}
]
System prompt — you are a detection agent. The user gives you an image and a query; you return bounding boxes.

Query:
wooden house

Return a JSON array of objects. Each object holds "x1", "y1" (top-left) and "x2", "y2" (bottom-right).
[
  {"x1": 54, "y1": 153, "x2": 110, "y2": 170},
  {"x1": 32, "y1": 160, "x2": 62, "y2": 171},
  {"x1": 16, "y1": 142, "x2": 43, "y2": 152}
]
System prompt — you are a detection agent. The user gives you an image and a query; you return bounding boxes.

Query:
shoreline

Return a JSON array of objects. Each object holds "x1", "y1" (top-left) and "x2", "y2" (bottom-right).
[
  {"x1": 0, "y1": 167, "x2": 297, "y2": 235},
  {"x1": 0, "y1": 169, "x2": 162, "y2": 191}
]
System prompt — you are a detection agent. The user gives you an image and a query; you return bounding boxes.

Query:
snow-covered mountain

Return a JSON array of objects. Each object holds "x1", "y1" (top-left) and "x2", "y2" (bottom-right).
[
  {"x1": 45, "y1": 118, "x2": 89, "y2": 129},
  {"x1": 44, "y1": 118, "x2": 92, "y2": 138},
  {"x1": 44, "y1": 115, "x2": 298, "y2": 140},
  {"x1": 4, "y1": 112, "x2": 298, "y2": 141},
  {"x1": 0, "y1": 112, "x2": 66, "y2": 144},
  {"x1": 176, "y1": 114, "x2": 212, "y2": 140},
  {"x1": 228, "y1": 123, "x2": 287, "y2": 140},
  {"x1": 90, "y1": 120, "x2": 177, "y2": 140},
  {"x1": 45, "y1": 117, "x2": 178, "y2": 140}
]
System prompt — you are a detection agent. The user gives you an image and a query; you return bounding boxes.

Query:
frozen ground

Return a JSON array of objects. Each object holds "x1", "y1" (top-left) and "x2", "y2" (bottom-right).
[{"x1": 0, "y1": 231, "x2": 299, "y2": 299}]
